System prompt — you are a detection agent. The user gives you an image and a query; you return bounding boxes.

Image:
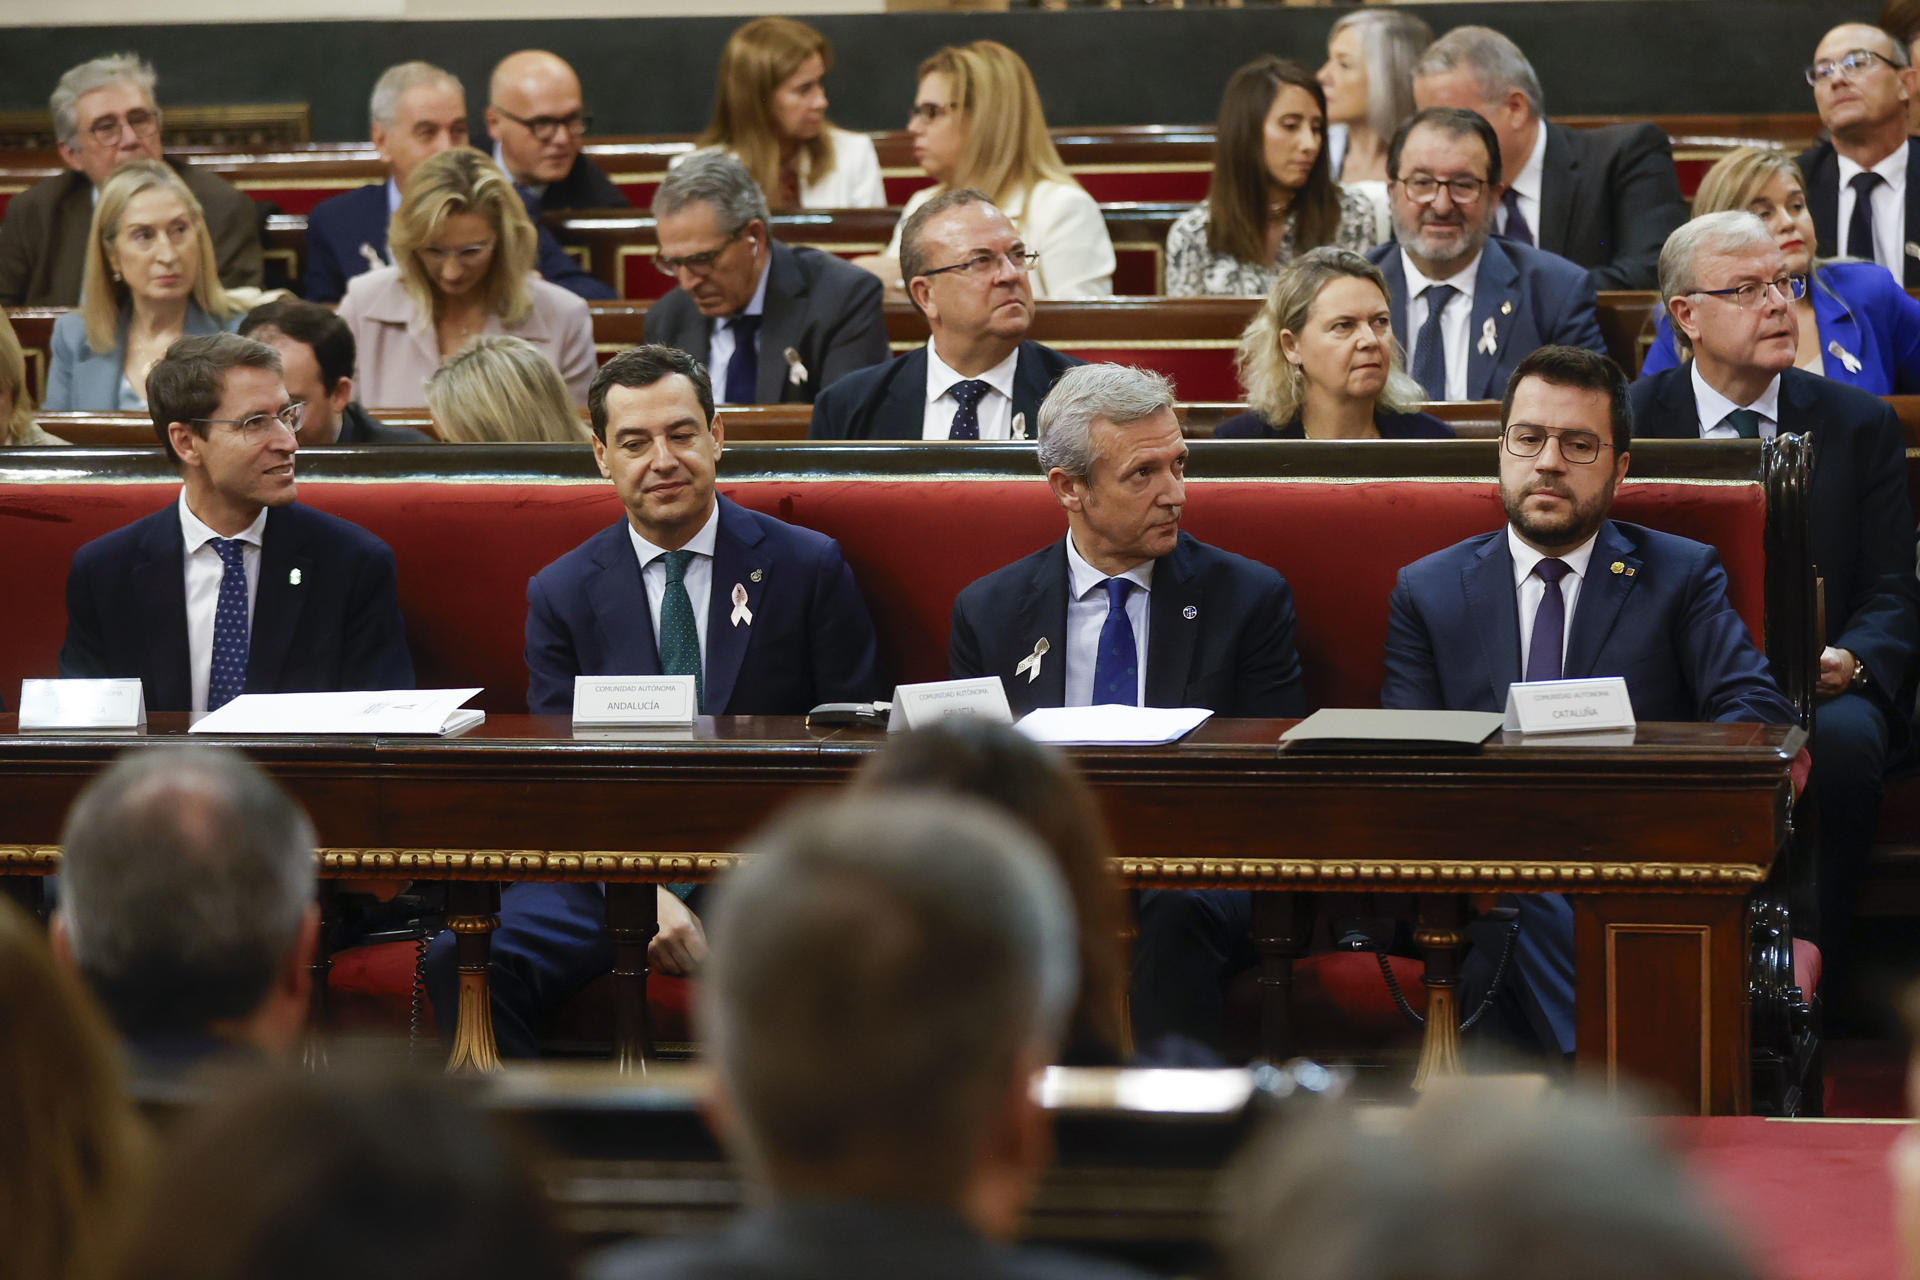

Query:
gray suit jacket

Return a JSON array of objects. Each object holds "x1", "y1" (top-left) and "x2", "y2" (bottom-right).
[
  {"x1": 44, "y1": 302, "x2": 233, "y2": 412},
  {"x1": 642, "y1": 239, "x2": 888, "y2": 404}
]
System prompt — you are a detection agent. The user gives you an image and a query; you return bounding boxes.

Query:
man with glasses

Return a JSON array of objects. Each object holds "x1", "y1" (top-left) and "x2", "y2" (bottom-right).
[
  {"x1": 59, "y1": 333, "x2": 413, "y2": 712},
  {"x1": 477, "y1": 50, "x2": 629, "y2": 215},
  {"x1": 1366, "y1": 108, "x2": 1605, "y2": 403},
  {"x1": 0, "y1": 54, "x2": 261, "y2": 306},
  {"x1": 1633, "y1": 210, "x2": 1919, "y2": 1009},
  {"x1": 1386, "y1": 344, "x2": 1792, "y2": 1058},
  {"x1": 811, "y1": 189, "x2": 1083, "y2": 439},
  {"x1": 1798, "y1": 22, "x2": 1920, "y2": 285},
  {"x1": 644, "y1": 152, "x2": 886, "y2": 404}
]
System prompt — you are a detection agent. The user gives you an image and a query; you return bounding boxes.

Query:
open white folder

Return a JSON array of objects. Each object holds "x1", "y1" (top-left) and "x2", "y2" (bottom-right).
[
  {"x1": 189, "y1": 689, "x2": 485, "y2": 736},
  {"x1": 1015, "y1": 705, "x2": 1212, "y2": 746}
]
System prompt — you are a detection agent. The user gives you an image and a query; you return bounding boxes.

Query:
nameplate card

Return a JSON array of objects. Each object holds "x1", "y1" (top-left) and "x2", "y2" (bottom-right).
[
  {"x1": 1503, "y1": 677, "x2": 1636, "y2": 734},
  {"x1": 888, "y1": 677, "x2": 1013, "y2": 733},
  {"x1": 573, "y1": 676, "x2": 696, "y2": 727},
  {"x1": 18, "y1": 678, "x2": 146, "y2": 732}
]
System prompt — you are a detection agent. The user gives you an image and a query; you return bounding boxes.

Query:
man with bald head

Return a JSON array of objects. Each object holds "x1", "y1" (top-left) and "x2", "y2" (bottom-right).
[
  {"x1": 480, "y1": 51, "x2": 628, "y2": 213},
  {"x1": 1798, "y1": 21, "x2": 1920, "y2": 285}
]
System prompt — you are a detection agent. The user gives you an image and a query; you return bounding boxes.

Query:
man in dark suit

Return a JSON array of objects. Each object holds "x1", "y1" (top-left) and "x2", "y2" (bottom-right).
[
  {"x1": 0, "y1": 54, "x2": 261, "y2": 306},
  {"x1": 811, "y1": 189, "x2": 1081, "y2": 440},
  {"x1": 238, "y1": 299, "x2": 429, "y2": 446},
  {"x1": 1797, "y1": 22, "x2": 1920, "y2": 286},
  {"x1": 1413, "y1": 26, "x2": 1685, "y2": 292},
  {"x1": 1368, "y1": 107, "x2": 1606, "y2": 404},
  {"x1": 589, "y1": 793, "x2": 1149, "y2": 1280},
  {"x1": 1386, "y1": 345, "x2": 1793, "y2": 1056},
  {"x1": 644, "y1": 152, "x2": 887, "y2": 405},
  {"x1": 303, "y1": 61, "x2": 610, "y2": 304},
  {"x1": 951, "y1": 363, "x2": 1306, "y2": 1055},
  {"x1": 59, "y1": 333, "x2": 414, "y2": 713},
  {"x1": 477, "y1": 50, "x2": 629, "y2": 214},
  {"x1": 428, "y1": 345, "x2": 884, "y2": 1056},
  {"x1": 1633, "y1": 209, "x2": 1919, "y2": 994}
]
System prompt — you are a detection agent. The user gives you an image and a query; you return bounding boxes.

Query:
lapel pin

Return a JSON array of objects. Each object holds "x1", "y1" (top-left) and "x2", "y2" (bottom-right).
[
  {"x1": 1609, "y1": 561, "x2": 1624, "y2": 575},
  {"x1": 289, "y1": 568, "x2": 302, "y2": 586},
  {"x1": 358, "y1": 243, "x2": 385, "y2": 272},
  {"x1": 730, "y1": 583, "x2": 753, "y2": 627},
  {"x1": 1906, "y1": 242, "x2": 1920, "y2": 261},
  {"x1": 1477, "y1": 317, "x2": 1499, "y2": 355},
  {"x1": 1016, "y1": 637, "x2": 1050, "y2": 683},
  {"x1": 1182, "y1": 604, "x2": 1197, "y2": 619},
  {"x1": 1012, "y1": 412, "x2": 1029, "y2": 440},
  {"x1": 784, "y1": 347, "x2": 808, "y2": 387},
  {"x1": 1500, "y1": 300, "x2": 1513, "y2": 316},
  {"x1": 1828, "y1": 340, "x2": 1863, "y2": 374},
  {"x1": 1625, "y1": 567, "x2": 1637, "y2": 577},
  {"x1": 749, "y1": 568, "x2": 763, "y2": 583}
]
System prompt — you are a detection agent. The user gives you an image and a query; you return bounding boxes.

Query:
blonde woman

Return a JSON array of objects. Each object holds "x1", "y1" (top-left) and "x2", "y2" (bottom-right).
[
  {"x1": 426, "y1": 334, "x2": 588, "y2": 443},
  {"x1": 1219, "y1": 246, "x2": 1451, "y2": 439},
  {"x1": 690, "y1": 17, "x2": 884, "y2": 211},
  {"x1": 0, "y1": 312, "x2": 60, "y2": 444},
  {"x1": 858, "y1": 41, "x2": 1114, "y2": 299},
  {"x1": 338, "y1": 147, "x2": 594, "y2": 407},
  {"x1": 1318, "y1": 9, "x2": 1433, "y2": 242},
  {"x1": 44, "y1": 160, "x2": 241, "y2": 411}
]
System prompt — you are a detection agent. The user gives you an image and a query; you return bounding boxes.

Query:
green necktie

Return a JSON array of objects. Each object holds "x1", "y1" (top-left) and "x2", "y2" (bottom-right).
[
  {"x1": 1724, "y1": 408, "x2": 1762, "y2": 439},
  {"x1": 658, "y1": 548, "x2": 704, "y2": 712}
]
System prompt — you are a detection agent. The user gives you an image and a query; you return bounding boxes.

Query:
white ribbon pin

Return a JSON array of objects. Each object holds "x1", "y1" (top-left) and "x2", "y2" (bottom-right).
[
  {"x1": 1828, "y1": 341, "x2": 1863, "y2": 375},
  {"x1": 1011, "y1": 412, "x2": 1029, "y2": 440},
  {"x1": 1906, "y1": 241, "x2": 1920, "y2": 262},
  {"x1": 289, "y1": 568, "x2": 302, "y2": 586},
  {"x1": 1016, "y1": 637, "x2": 1050, "y2": 683},
  {"x1": 1477, "y1": 317, "x2": 1499, "y2": 356},
  {"x1": 358, "y1": 242, "x2": 385, "y2": 272},
  {"x1": 730, "y1": 583, "x2": 753, "y2": 627},
  {"x1": 784, "y1": 347, "x2": 808, "y2": 387}
]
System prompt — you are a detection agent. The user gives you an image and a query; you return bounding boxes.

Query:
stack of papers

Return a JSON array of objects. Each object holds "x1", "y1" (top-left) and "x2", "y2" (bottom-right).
[
  {"x1": 1015, "y1": 705, "x2": 1212, "y2": 746},
  {"x1": 189, "y1": 689, "x2": 485, "y2": 737}
]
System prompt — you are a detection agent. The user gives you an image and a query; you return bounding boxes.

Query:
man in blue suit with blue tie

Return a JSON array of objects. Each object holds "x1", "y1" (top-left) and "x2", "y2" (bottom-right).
[
  {"x1": 426, "y1": 343, "x2": 884, "y2": 1056},
  {"x1": 1368, "y1": 107, "x2": 1606, "y2": 402},
  {"x1": 1384, "y1": 345, "x2": 1793, "y2": 1056}
]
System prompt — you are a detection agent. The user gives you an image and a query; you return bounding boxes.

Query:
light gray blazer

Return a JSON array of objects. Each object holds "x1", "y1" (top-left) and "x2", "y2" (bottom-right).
[{"x1": 43, "y1": 302, "x2": 234, "y2": 412}]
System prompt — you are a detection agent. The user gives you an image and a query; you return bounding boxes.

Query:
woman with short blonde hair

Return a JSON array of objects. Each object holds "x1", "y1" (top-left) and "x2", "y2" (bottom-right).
[{"x1": 426, "y1": 334, "x2": 587, "y2": 444}]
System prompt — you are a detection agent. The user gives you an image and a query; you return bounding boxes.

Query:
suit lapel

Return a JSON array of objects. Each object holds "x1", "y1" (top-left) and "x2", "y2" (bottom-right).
[
  {"x1": 1815, "y1": 280, "x2": 1865, "y2": 377},
  {"x1": 1008, "y1": 343, "x2": 1053, "y2": 437},
  {"x1": 873, "y1": 347, "x2": 929, "y2": 440},
  {"x1": 755, "y1": 244, "x2": 805, "y2": 404},
  {"x1": 54, "y1": 177, "x2": 93, "y2": 302},
  {"x1": 1011, "y1": 543, "x2": 1069, "y2": 709},
  {"x1": 1563, "y1": 522, "x2": 1638, "y2": 678},
  {"x1": 132, "y1": 509, "x2": 192, "y2": 711},
  {"x1": 1144, "y1": 537, "x2": 1199, "y2": 707},
  {"x1": 1380, "y1": 253, "x2": 1411, "y2": 352},
  {"x1": 1468, "y1": 245, "x2": 1520, "y2": 400},
  {"x1": 1462, "y1": 535, "x2": 1522, "y2": 707},
  {"x1": 702, "y1": 499, "x2": 765, "y2": 715},
  {"x1": 588, "y1": 521, "x2": 663, "y2": 679},
  {"x1": 1808, "y1": 146, "x2": 1841, "y2": 261},
  {"x1": 248, "y1": 505, "x2": 313, "y2": 692},
  {"x1": 1904, "y1": 146, "x2": 1920, "y2": 286},
  {"x1": 1536, "y1": 124, "x2": 1576, "y2": 257}
]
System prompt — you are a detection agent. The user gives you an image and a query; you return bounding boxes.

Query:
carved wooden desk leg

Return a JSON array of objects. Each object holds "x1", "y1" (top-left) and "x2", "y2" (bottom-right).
[
  {"x1": 1253, "y1": 891, "x2": 1311, "y2": 1062},
  {"x1": 302, "y1": 883, "x2": 340, "y2": 1072},
  {"x1": 605, "y1": 883, "x2": 658, "y2": 1074},
  {"x1": 446, "y1": 881, "x2": 502, "y2": 1073},
  {"x1": 1412, "y1": 895, "x2": 1467, "y2": 1091}
]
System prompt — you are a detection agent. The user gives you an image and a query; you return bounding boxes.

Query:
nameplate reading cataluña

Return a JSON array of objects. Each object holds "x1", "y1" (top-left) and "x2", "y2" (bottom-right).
[
  {"x1": 18, "y1": 678, "x2": 146, "y2": 732},
  {"x1": 1503, "y1": 677, "x2": 1636, "y2": 734},
  {"x1": 573, "y1": 676, "x2": 697, "y2": 727},
  {"x1": 889, "y1": 677, "x2": 1014, "y2": 733}
]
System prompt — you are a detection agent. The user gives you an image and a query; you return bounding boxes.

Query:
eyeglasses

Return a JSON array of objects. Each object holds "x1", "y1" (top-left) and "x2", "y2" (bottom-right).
[
  {"x1": 919, "y1": 248, "x2": 1040, "y2": 281},
  {"x1": 655, "y1": 224, "x2": 750, "y2": 276},
  {"x1": 84, "y1": 107, "x2": 159, "y2": 146},
  {"x1": 1805, "y1": 49, "x2": 1901, "y2": 84},
  {"x1": 908, "y1": 101, "x2": 961, "y2": 126},
  {"x1": 1395, "y1": 174, "x2": 1489, "y2": 204},
  {"x1": 193, "y1": 402, "x2": 305, "y2": 438},
  {"x1": 1687, "y1": 274, "x2": 1808, "y2": 308},
  {"x1": 492, "y1": 106, "x2": 592, "y2": 143},
  {"x1": 1502, "y1": 424, "x2": 1614, "y2": 465},
  {"x1": 417, "y1": 239, "x2": 497, "y2": 268}
]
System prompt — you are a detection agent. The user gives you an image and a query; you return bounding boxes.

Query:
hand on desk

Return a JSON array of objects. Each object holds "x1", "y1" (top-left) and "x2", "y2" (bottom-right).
[
  {"x1": 652, "y1": 885, "x2": 708, "y2": 977},
  {"x1": 1818, "y1": 646, "x2": 1858, "y2": 697}
]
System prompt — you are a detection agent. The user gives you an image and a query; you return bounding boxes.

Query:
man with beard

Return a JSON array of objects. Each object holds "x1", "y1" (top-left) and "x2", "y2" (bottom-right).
[
  {"x1": 1383, "y1": 344, "x2": 1792, "y2": 1056},
  {"x1": 1367, "y1": 108, "x2": 1605, "y2": 402}
]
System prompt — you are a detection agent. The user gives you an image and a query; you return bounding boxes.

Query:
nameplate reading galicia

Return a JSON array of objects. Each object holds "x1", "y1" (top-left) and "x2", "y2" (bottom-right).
[
  {"x1": 889, "y1": 677, "x2": 1014, "y2": 734},
  {"x1": 19, "y1": 678, "x2": 146, "y2": 732},
  {"x1": 572, "y1": 676, "x2": 697, "y2": 727},
  {"x1": 1503, "y1": 676, "x2": 1636, "y2": 735}
]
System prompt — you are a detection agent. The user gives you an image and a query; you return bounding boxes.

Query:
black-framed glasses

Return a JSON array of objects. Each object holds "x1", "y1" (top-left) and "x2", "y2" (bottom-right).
[
  {"x1": 1806, "y1": 49, "x2": 1901, "y2": 84},
  {"x1": 492, "y1": 106, "x2": 592, "y2": 143},
  {"x1": 654, "y1": 223, "x2": 751, "y2": 276},
  {"x1": 1502, "y1": 424, "x2": 1614, "y2": 465},
  {"x1": 919, "y1": 248, "x2": 1039, "y2": 281},
  {"x1": 1687, "y1": 274, "x2": 1808, "y2": 308},
  {"x1": 909, "y1": 101, "x2": 960, "y2": 125},
  {"x1": 193, "y1": 402, "x2": 305, "y2": 438},
  {"x1": 1395, "y1": 174, "x2": 1489, "y2": 204},
  {"x1": 84, "y1": 107, "x2": 159, "y2": 146}
]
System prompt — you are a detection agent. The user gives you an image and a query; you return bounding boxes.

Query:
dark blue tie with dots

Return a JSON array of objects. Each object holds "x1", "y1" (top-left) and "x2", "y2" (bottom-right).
[
  {"x1": 1091, "y1": 577, "x2": 1139, "y2": 706},
  {"x1": 1411, "y1": 283, "x2": 1457, "y2": 401},
  {"x1": 948, "y1": 378, "x2": 990, "y2": 440},
  {"x1": 208, "y1": 538, "x2": 250, "y2": 710}
]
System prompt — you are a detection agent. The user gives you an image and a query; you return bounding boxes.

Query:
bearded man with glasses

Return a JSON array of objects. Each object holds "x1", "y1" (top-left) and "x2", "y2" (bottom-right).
[{"x1": 1797, "y1": 22, "x2": 1920, "y2": 285}]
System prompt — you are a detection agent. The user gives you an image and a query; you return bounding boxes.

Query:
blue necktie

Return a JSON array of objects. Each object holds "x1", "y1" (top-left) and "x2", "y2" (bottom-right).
[
  {"x1": 948, "y1": 378, "x2": 990, "y2": 440},
  {"x1": 1847, "y1": 171, "x2": 1884, "y2": 265},
  {"x1": 1411, "y1": 283, "x2": 1457, "y2": 401},
  {"x1": 1500, "y1": 187, "x2": 1534, "y2": 247},
  {"x1": 1091, "y1": 577, "x2": 1139, "y2": 706},
  {"x1": 208, "y1": 537, "x2": 250, "y2": 711},
  {"x1": 723, "y1": 315, "x2": 760, "y2": 405},
  {"x1": 657, "y1": 548, "x2": 703, "y2": 711},
  {"x1": 1524, "y1": 558, "x2": 1571, "y2": 684}
]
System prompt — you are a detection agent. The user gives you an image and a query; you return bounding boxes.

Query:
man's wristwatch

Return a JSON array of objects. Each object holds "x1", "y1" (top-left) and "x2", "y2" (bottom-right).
[{"x1": 1849, "y1": 659, "x2": 1872, "y2": 692}]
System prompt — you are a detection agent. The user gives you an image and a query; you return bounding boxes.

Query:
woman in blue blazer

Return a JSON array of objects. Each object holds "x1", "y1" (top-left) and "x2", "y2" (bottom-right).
[
  {"x1": 1640, "y1": 147, "x2": 1920, "y2": 395},
  {"x1": 44, "y1": 160, "x2": 242, "y2": 413}
]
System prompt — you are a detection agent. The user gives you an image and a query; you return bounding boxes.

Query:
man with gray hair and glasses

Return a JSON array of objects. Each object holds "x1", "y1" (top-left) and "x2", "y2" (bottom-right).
[
  {"x1": 1797, "y1": 21, "x2": 1920, "y2": 286},
  {"x1": 589, "y1": 791, "x2": 1147, "y2": 1280},
  {"x1": 1412, "y1": 26, "x2": 1685, "y2": 291},
  {"x1": 0, "y1": 53, "x2": 261, "y2": 306},
  {"x1": 951, "y1": 362, "x2": 1306, "y2": 1057},
  {"x1": 644, "y1": 152, "x2": 887, "y2": 405},
  {"x1": 1632, "y1": 210, "x2": 1919, "y2": 1011},
  {"x1": 51, "y1": 745, "x2": 320, "y2": 1078}
]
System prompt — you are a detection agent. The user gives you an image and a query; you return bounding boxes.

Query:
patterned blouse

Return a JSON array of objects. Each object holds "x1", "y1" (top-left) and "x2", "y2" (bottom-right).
[{"x1": 1164, "y1": 186, "x2": 1379, "y2": 298}]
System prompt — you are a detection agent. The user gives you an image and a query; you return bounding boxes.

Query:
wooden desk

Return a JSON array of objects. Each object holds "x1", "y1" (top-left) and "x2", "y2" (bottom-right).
[{"x1": 0, "y1": 715, "x2": 1798, "y2": 1114}]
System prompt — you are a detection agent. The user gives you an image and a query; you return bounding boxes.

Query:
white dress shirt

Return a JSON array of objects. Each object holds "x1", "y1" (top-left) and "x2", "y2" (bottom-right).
[
  {"x1": 1498, "y1": 123, "x2": 1548, "y2": 241},
  {"x1": 1836, "y1": 140, "x2": 1909, "y2": 276},
  {"x1": 1063, "y1": 533, "x2": 1152, "y2": 707},
  {"x1": 921, "y1": 343, "x2": 1021, "y2": 440},
  {"x1": 1690, "y1": 362, "x2": 1782, "y2": 439},
  {"x1": 707, "y1": 258, "x2": 772, "y2": 402},
  {"x1": 179, "y1": 491, "x2": 265, "y2": 715},
  {"x1": 625, "y1": 502, "x2": 719, "y2": 679},
  {"x1": 1508, "y1": 524, "x2": 1596, "y2": 676},
  {"x1": 1400, "y1": 247, "x2": 1482, "y2": 401}
]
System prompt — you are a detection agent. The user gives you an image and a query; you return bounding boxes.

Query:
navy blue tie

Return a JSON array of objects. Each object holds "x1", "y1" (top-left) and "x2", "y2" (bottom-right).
[
  {"x1": 208, "y1": 538, "x2": 250, "y2": 710},
  {"x1": 1524, "y1": 558, "x2": 1571, "y2": 684},
  {"x1": 724, "y1": 314, "x2": 760, "y2": 404},
  {"x1": 1500, "y1": 187, "x2": 1534, "y2": 247},
  {"x1": 1411, "y1": 283, "x2": 1457, "y2": 401},
  {"x1": 948, "y1": 379, "x2": 990, "y2": 440},
  {"x1": 1847, "y1": 171, "x2": 1884, "y2": 265},
  {"x1": 1091, "y1": 577, "x2": 1139, "y2": 706}
]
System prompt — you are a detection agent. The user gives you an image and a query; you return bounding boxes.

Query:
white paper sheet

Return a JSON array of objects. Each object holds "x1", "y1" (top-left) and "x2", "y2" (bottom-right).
[
  {"x1": 189, "y1": 688, "x2": 485, "y2": 736},
  {"x1": 1015, "y1": 705, "x2": 1212, "y2": 746}
]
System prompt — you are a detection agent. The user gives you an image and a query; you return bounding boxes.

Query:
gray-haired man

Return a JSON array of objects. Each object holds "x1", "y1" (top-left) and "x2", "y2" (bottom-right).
[
  {"x1": 0, "y1": 53, "x2": 262, "y2": 305},
  {"x1": 643, "y1": 152, "x2": 888, "y2": 404}
]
